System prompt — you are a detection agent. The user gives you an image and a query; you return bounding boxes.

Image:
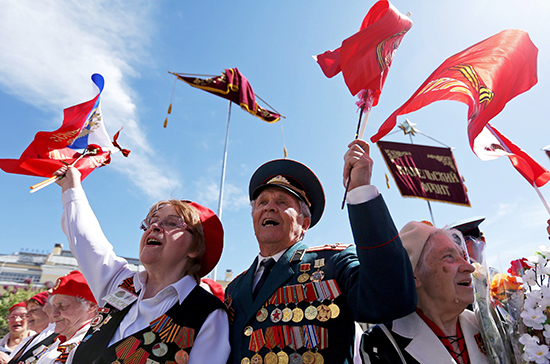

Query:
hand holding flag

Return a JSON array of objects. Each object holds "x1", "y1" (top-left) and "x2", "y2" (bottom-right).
[{"x1": 0, "y1": 74, "x2": 129, "y2": 192}]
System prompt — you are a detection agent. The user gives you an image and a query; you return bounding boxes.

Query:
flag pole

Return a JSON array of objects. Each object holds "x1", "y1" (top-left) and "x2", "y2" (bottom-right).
[
  {"x1": 341, "y1": 90, "x2": 374, "y2": 209},
  {"x1": 212, "y1": 100, "x2": 232, "y2": 281},
  {"x1": 533, "y1": 183, "x2": 550, "y2": 216}
]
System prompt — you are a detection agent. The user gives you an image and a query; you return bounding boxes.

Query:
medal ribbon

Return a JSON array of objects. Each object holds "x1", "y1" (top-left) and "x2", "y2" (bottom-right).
[
  {"x1": 316, "y1": 327, "x2": 328, "y2": 350},
  {"x1": 303, "y1": 325, "x2": 319, "y2": 349},
  {"x1": 274, "y1": 326, "x2": 284, "y2": 349},
  {"x1": 326, "y1": 279, "x2": 341, "y2": 299},
  {"x1": 291, "y1": 326, "x2": 304, "y2": 349},
  {"x1": 55, "y1": 343, "x2": 76, "y2": 364},
  {"x1": 175, "y1": 327, "x2": 195, "y2": 349},
  {"x1": 304, "y1": 283, "x2": 317, "y2": 302},
  {"x1": 265, "y1": 327, "x2": 276, "y2": 350},
  {"x1": 283, "y1": 325, "x2": 294, "y2": 349},
  {"x1": 115, "y1": 336, "x2": 140, "y2": 359},
  {"x1": 119, "y1": 277, "x2": 137, "y2": 294},
  {"x1": 124, "y1": 348, "x2": 149, "y2": 364},
  {"x1": 159, "y1": 321, "x2": 180, "y2": 342},
  {"x1": 300, "y1": 263, "x2": 310, "y2": 272},
  {"x1": 150, "y1": 314, "x2": 173, "y2": 332},
  {"x1": 248, "y1": 329, "x2": 266, "y2": 352},
  {"x1": 296, "y1": 284, "x2": 306, "y2": 303},
  {"x1": 315, "y1": 282, "x2": 329, "y2": 301}
]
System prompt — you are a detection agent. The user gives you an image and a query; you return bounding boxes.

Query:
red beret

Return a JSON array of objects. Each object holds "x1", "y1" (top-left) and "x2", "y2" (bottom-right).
[
  {"x1": 187, "y1": 202, "x2": 223, "y2": 278},
  {"x1": 52, "y1": 270, "x2": 96, "y2": 304},
  {"x1": 9, "y1": 301, "x2": 26, "y2": 312},
  {"x1": 29, "y1": 291, "x2": 50, "y2": 306}
]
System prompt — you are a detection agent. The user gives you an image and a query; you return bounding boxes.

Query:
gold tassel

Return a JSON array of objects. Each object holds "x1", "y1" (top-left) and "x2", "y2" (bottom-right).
[
  {"x1": 284, "y1": 147, "x2": 288, "y2": 158},
  {"x1": 385, "y1": 174, "x2": 390, "y2": 189},
  {"x1": 163, "y1": 117, "x2": 168, "y2": 128},
  {"x1": 167, "y1": 104, "x2": 172, "y2": 114}
]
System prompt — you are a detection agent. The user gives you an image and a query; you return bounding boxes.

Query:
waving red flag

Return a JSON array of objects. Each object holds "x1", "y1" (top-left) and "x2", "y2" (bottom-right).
[
  {"x1": 174, "y1": 68, "x2": 280, "y2": 123},
  {"x1": 371, "y1": 29, "x2": 538, "y2": 145},
  {"x1": 314, "y1": 0, "x2": 412, "y2": 106},
  {"x1": 0, "y1": 74, "x2": 118, "y2": 180},
  {"x1": 474, "y1": 123, "x2": 550, "y2": 187}
]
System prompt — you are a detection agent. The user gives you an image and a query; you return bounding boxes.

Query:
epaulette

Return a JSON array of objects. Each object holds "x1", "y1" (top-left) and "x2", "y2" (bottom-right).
[
  {"x1": 226, "y1": 269, "x2": 248, "y2": 287},
  {"x1": 306, "y1": 243, "x2": 352, "y2": 252}
]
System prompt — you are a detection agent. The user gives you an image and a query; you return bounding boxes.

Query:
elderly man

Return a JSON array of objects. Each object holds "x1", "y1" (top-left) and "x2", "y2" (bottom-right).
[
  {"x1": 360, "y1": 221, "x2": 489, "y2": 364},
  {"x1": 33, "y1": 271, "x2": 97, "y2": 364},
  {"x1": 8, "y1": 291, "x2": 58, "y2": 364},
  {"x1": 225, "y1": 140, "x2": 417, "y2": 364}
]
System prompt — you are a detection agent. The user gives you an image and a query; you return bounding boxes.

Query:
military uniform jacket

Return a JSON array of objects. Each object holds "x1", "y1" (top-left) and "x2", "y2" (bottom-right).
[
  {"x1": 72, "y1": 284, "x2": 225, "y2": 364},
  {"x1": 225, "y1": 195, "x2": 417, "y2": 364}
]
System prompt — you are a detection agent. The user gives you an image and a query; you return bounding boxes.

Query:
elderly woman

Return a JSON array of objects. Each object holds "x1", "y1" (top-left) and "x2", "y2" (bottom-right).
[
  {"x1": 0, "y1": 302, "x2": 34, "y2": 363},
  {"x1": 361, "y1": 221, "x2": 489, "y2": 364},
  {"x1": 34, "y1": 270, "x2": 97, "y2": 364},
  {"x1": 54, "y1": 165, "x2": 229, "y2": 364},
  {"x1": 7, "y1": 291, "x2": 58, "y2": 364}
]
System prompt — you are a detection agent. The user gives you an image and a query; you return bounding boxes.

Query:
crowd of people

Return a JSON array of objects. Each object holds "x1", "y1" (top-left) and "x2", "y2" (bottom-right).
[{"x1": 0, "y1": 139, "x2": 533, "y2": 364}]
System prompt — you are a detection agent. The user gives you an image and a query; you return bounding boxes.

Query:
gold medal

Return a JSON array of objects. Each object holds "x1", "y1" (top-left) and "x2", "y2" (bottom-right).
[
  {"x1": 297, "y1": 273, "x2": 309, "y2": 283},
  {"x1": 281, "y1": 307, "x2": 293, "y2": 322},
  {"x1": 314, "y1": 352, "x2": 324, "y2": 364},
  {"x1": 302, "y1": 351, "x2": 315, "y2": 364},
  {"x1": 143, "y1": 331, "x2": 156, "y2": 345},
  {"x1": 328, "y1": 302, "x2": 340, "y2": 318},
  {"x1": 277, "y1": 351, "x2": 289, "y2": 364},
  {"x1": 251, "y1": 353, "x2": 263, "y2": 364},
  {"x1": 316, "y1": 304, "x2": 332, "y2": 322},
  {"x1": 291, "y1": 307, "x2": 304, "y2": 323},
  {"x1": 264, "y1": 351, "x2": 278, "y2": 364},
  {"x1": 111, "y1": 361, "x2": 121, "y2": 364},
  {"x1": 145, "y1": 359, "x2": 160, "y2": 364},
  {"x1": 304, "y1": 305, "x2": 318, "y2": 320},
  {"x1": 256, "y1": 307, "x2": 269, "y2": 322},
  {"x1": 175, "y1": 349, "x2": 189, "y2": 364},
  {"x1": 244, "y1": 326, "x2": 254, "y2": 336},
  {"x1": 241, "y1": 358, "x2": 251, "y2": 364}
]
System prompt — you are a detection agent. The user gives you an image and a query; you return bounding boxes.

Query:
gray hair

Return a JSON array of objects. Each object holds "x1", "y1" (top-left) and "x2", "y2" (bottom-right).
[{"x1": 415, "y1": 228, "x2": 467, "y2": 277}]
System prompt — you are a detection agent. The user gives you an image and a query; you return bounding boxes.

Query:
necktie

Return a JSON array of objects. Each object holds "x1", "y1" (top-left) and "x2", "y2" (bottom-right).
[{"x1": 253, "y1": 258, "x2": 275, "y2": 300}]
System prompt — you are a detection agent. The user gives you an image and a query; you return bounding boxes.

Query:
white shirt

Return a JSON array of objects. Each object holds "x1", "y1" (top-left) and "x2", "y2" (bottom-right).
[
  {"x1": 36, "y1": 324, "x2": 89, "y2": 364},
  {"x1": 61, "y1": 187, "x2": 230, "y2": 364}
]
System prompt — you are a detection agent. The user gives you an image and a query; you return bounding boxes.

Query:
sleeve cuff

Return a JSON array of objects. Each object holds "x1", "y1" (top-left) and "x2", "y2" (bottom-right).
[{"x1": 346, "y1": 185, "x2": 379, "y2": 205}]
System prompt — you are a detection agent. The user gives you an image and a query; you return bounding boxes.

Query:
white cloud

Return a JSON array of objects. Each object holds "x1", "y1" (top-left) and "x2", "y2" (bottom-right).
[
  {"x1": 194, "y1": 179, "x2": 250, "y2": 213},
  {"x1": 0, "y1": 0, "x2": 180, "y2": 198}
]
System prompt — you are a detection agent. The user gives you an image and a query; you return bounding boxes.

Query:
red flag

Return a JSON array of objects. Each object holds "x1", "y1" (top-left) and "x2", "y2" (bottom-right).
[
  {"x1": 314, "y1": 0, "x2": 412, "y2": 106},
  {"x1": 371, "y1": 29, "x2": 538, "y2": 144},
  {"x1": 175, "y1": 68, "x2": 280, "y2": 123},
  {"x1": 0, "y1": 74, "x2": 115, "y2": 180},
  {"x1": 474, "y1": 123, "x2": 550, "y2": 187}
]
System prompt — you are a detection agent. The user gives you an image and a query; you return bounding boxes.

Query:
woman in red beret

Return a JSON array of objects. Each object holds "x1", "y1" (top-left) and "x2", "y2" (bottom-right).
[
  {"x1": 0, "y1": 302, "x2": 34, "y2": 364},
  {"x1": 54, "y1": 166, "x2": 229, "y2": 364}
]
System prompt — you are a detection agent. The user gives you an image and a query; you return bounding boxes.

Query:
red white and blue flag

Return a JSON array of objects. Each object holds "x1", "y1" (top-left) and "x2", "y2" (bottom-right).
[{"x1": 0, "y1": 73, "x2": 118, "y2": 180}]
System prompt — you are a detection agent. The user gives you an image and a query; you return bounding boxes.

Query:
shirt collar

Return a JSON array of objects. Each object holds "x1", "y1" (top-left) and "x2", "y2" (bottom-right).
[
  {"x1": 255, "y1": 249, "x2": 287, "y2": 273},
  {"x1": 134, "y1": 271, "x2": 197, "y2": 304}
]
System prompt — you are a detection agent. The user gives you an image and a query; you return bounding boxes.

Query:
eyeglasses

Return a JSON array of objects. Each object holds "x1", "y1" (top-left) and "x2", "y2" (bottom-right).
[
  {"x1": 140, "y1": 215, "x2": 193, "y2": 233},
  {"x1": 7, "y1": 314, "x2": 25, "y2": 321}
]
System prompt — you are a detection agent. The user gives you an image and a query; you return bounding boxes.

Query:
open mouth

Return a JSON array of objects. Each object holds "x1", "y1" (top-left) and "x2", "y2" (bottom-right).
[
  {"x1": 262, "y1": 218, "x2": 280, "y2": 227},
  {"x1": 146, "y1": 238, "x2": 162, "y2": 246},
  {"x1": 457, "y1": 280, "x2": 471, "y2": 287}
]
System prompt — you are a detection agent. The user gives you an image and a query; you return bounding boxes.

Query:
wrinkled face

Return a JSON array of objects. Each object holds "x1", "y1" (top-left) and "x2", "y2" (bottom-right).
[
  {"x1": 139, "y1": 205, "x2": 197, "y2": 273},
  {"x1": 26, "y1": 301, "x2": 50, "y2": 333},
  {"x1": 50, "y1": 295, "x2": 94, "y2": 338},
  {"x1": 415, "y1": 233, "x2": 475, "y2": 311},
  {"x1": 7, "y1": 307, "x2": 27, "y2": 335},
  {"x1": 252, "y1": 187, "x2": 310, "y2": 253}
]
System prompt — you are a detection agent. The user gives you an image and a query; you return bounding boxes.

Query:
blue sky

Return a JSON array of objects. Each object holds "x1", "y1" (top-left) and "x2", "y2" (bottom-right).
[{"x1": 1, "y1": 0, "x2": 549, "y2": 279}]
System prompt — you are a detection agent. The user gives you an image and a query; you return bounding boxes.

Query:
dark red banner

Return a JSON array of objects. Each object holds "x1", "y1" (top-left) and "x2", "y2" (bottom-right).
[{"x1": 378, "y1": 141, "x2": 470, "y2": 206}]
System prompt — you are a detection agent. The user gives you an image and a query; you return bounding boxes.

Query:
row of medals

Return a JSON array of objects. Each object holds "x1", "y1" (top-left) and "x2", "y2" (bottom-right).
[
  {"x1": 242, "y1": 268, "x2": 338, "y2": 364},
  {"x1": 243, "y1": 349, "x2": 324, "y2": 364}
]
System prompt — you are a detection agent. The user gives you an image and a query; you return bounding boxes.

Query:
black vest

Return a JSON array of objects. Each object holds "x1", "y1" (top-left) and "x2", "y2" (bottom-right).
[{"x1": 72, "y1": 285, "x2": 225, "y2": 364}]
